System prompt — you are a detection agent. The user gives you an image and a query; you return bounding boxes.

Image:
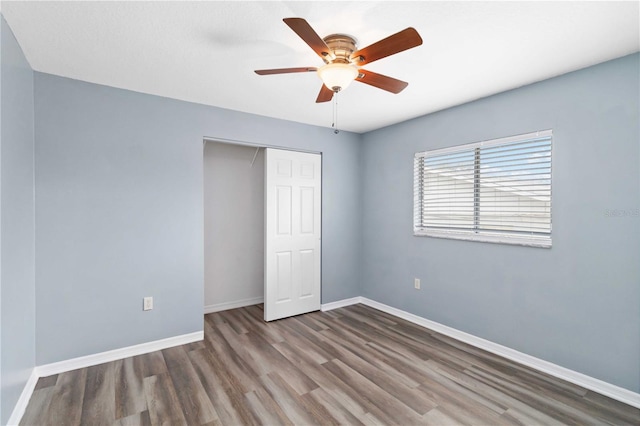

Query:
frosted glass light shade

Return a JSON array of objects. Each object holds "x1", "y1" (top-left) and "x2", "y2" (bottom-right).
[{"x1": 317, "y1": 63, "x2": 358, "y2": 92}]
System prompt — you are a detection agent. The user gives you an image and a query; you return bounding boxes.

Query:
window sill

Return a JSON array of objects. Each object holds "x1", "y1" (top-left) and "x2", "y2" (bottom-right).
[{"x1": 414, "y1": 229, "x2": 552, "y2": 248}]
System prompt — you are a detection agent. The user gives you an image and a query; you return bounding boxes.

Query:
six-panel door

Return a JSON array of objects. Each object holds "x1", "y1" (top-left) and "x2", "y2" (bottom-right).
[{"x1": 264, "y1": 148, "x2": 321, "y2": 321}]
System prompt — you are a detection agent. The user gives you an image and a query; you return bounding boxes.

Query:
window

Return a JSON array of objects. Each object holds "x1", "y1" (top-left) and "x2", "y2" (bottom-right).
[{"x1": 414, "y1": 130, "x2": 552, "y2": 247}]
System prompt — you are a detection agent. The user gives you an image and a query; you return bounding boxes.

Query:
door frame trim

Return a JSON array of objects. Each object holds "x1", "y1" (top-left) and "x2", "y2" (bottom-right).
[{"x1": 203, "y1": 136, "x2": 321, "y2": 155}]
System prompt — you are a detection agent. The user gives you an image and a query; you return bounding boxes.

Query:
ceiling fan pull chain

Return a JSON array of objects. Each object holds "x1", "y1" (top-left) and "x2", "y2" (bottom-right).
[{"x1": 332, "y1": 91, "x2": 339, "y2": 134}]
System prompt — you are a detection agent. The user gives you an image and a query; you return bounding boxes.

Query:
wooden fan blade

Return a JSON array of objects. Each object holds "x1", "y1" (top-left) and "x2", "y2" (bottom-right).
[
  {"x1": 316, "y1": 85, "x2": 334, "y2": 103},
  {"x1": 356, "y1": 69, "x2": 408, "y2": 94},
  {"x1": 351, "y1": 27, "x2": 422, "y2": 66},
  {"x1": 255, "y1": 67, "x2": 317, "y2": 75},
  {"x1": 283, "y1": 18, "x2": 334, "y2": 60}
]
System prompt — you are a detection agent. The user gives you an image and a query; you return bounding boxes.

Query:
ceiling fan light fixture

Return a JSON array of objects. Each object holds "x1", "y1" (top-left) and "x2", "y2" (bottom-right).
[{"x1": 317, "y1": 63, "x2": 358, "y2": 92}]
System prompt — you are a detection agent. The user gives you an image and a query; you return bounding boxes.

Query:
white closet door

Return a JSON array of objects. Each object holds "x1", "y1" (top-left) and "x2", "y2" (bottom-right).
[{"x1": 264, "y1": 148, "x2": 321, "y2": 321}]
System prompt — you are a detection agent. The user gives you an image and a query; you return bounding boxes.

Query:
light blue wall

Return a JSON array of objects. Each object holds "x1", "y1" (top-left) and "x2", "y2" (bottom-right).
[
  {"x1": 34, "y1": 72, "x2": 362, "y2": 365},
  {"x1": 360, "y1": 53, "x2": 640, "y2": 392},
  {"x1": 0, "y1": 15, "x2": 36, "y2": 425}
]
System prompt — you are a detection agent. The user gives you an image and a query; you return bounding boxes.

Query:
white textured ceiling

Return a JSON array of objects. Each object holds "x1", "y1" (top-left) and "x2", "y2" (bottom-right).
[{"x1": 2, "y1": 1, "x2": 639, "y2": 133}]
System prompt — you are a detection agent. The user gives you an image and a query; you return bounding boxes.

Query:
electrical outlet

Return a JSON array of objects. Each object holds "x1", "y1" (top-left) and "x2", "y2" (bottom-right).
[
  {"x1": 414, "y1": 278, "x2": 421, "y2": 290},
  {"x1": 143, "y1": 296, "x2": 153, "y2": 311}
]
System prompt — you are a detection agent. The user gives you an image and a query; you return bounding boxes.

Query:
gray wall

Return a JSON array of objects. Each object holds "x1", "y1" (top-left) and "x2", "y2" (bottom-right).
[
  {"x1": 360, "y1": 53, "x2": 640, "y2": 392},
  {"x1": 34, "y1": 72, "x2": 362, "y2": 365},
  {"x1": 203, "y1": 142, "x2": 264, "y2": 310},
  {"x1": 0, "y1": 15, "x2": 36, "y2": 424}
]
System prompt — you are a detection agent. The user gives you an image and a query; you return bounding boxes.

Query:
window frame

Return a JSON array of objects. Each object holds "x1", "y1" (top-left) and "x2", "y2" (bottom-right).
[{"x1": 413, "y1": 130, "x2": 553, "y2": 248}]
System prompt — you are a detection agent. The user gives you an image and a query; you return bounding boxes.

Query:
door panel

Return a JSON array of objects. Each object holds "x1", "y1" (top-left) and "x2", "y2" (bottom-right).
[
  {"x1": 276, "y1": 186, "x2": 292, "y2": 235},
  {"x1": 265, "y1": 148, "x2": 321, "y2": 321}
]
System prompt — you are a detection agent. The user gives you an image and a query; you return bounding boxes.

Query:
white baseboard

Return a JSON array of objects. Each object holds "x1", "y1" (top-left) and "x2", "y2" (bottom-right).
[
  {"x1": 356, "y1": 297, "x2": 640, "y2": 409},
  {"x1": 37, "y1": 330, "x2": 203, "y2": 377},
  {"x1": 7, "y1": 369, "x2": 39, "y2": 426},
  {"x1": 205, "y1": 296, "x2": 264, "y2": 314},
  {"x1": 321, "y1": 296, "x2": 362, "y2": 312}
]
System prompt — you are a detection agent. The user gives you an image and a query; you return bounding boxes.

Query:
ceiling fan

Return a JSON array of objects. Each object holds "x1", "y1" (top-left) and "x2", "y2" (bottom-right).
[{"x1": 255, "y1": 18, "x2": 423, "y2": 103}]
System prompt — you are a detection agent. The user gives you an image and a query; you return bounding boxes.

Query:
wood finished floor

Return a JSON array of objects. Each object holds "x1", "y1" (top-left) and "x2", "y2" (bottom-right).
[{"x1": 21, "y1": 304, "x2": 639, "y2": 426}]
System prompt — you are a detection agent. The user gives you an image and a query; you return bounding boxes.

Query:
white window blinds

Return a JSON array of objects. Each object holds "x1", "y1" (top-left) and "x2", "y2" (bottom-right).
[{"x1": 414, "y1": 130, "x2": 552, "y2": 247}]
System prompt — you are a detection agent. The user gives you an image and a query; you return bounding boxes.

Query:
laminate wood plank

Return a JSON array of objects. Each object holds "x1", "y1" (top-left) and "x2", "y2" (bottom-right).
[
  {"x1": 240, "y1": 330, "x2": 319, "y2": 395},
  {"x1": 143, "y1": 373, "x2": 187, "y2": 426},
  {"x1": 334, "y1": 315, "x2": 434, "y2": 362},
  {"x1": 391, "y1": 323, "x2": 485, "y2": 368},
  {"x1": 322, "y1": 327, "x2": 424, "y2": 388},
  {"x1": 339, "y1": 304, "x2": 400, "y2": 327},
  {"x1": 238, "y1": 305, "x2": 286, "y2": 344},
  {"x1": 583, "y1": 390, "x2": 640, "y2": 424},
  {"x1": 80, "y1": 362, "x2": 116, "y2": 425},
  {"x1": 272, "y1": 341, "x2": 370, "y2": 418},
  {"x1": 244, "y1": 388, "x2": 294, "y2": 426},
  {"x1": 341, "y1": 314, "x2": 476, "y2": 372},
  {"x1": 360, "y1": 411, "x2": 390, "y2": 426},
  {"x1": 275, "y1": 320, "x2": 338, "y2": 363},
  {"x1": 427, "y1": 360, "x2": 565, "y2": 426},
  {"x1": 271, "y1": 337, "x2": 328, "y2": 368},
  {"x1": 418, "y1": 380, "x2": 515, "y2": 426},
  {"x1": 45, "y1": 368, "x2": 87, "y2": 425},
  {"x1": 508, "y1": 371, "x2": 635, "y2": 426},
  {"x1": 422, "y1": 406, "x2": 467, "y2": 426},
  {"x1": 34, "y1": 374, "x2": 58, "y2": 390},
  {"x1": 258, "y1": 372, "x2": 327, "y2": 425},
  {"x1": 428, "y1": 403, "x2": 498, "y2": 426},
  {"x1": 113, "y1": 410, "x2": 152, "y2": 426},
  {"x1": 215, "y1": 321, "x2": 267, "y2": 375},
  {"x1": 135, "y1": 351, "x2": 168, "y2": 378},
  {"x1": 203, "y1": 318, "x2": 260, "y2": 393},
  {"x1": 324, "y1": 333, "x2": 437, "y2": 415},
  {"x1": 115, "y1": 356, "x2": 148, "y2": 419},
  {"x1": 183, "y1": 340, "x2": 206, "y2": 352},
  {"x1": 188, "y1": 348, "x2": 258, "y2": 426},
  {"x1": 364, "y1": 340, "x2": 437, "y2": 386},
  {"x1": 295, "y1": 312, "x2": 330, "y2": 332},
  {"x1": 500, "y1": 406, "x2": 566, "y2": 426},
  {"x1": 304, "y1": 310, "x2": 340, "y2": 329},
  {"x1": 286, "y1": 316, "x2": 348, "y2": 357},
  {"x1": 324, "y1": 358, "x2": 424, "y2": 425},
  {"x1": 426, "y1": 358, "x2": 510, "y2": 410},
  {"x1": 298, "y1": 388, "x2": 343, "y2": 426},
  {"x1": 200, "y1": 420, "x2": 223, "y2": 426},
  {"x1": 19, "y1": 387, "x2": 55, "y2": 426},
  {"x1": 467, "y1": 365, "x2": 610, "y2": 425},
  {"x1": 320, "y1": 308, "x2": 343, "y2": 319},
  {"x1": 307, "y1": 387, "x2": 366, "y2": 426},
  {"x1": 217, "y1": 309, "x2": 251, "y2": 335},
  {"x1": 161, "y1": 346, "x2": 218, "y2": 425}
]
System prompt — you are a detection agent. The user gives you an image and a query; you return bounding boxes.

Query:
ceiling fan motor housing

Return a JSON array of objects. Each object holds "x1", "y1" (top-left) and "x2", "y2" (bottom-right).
[{"x1": 322, "y1": 34, "x2": 358, "y2": 64}]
